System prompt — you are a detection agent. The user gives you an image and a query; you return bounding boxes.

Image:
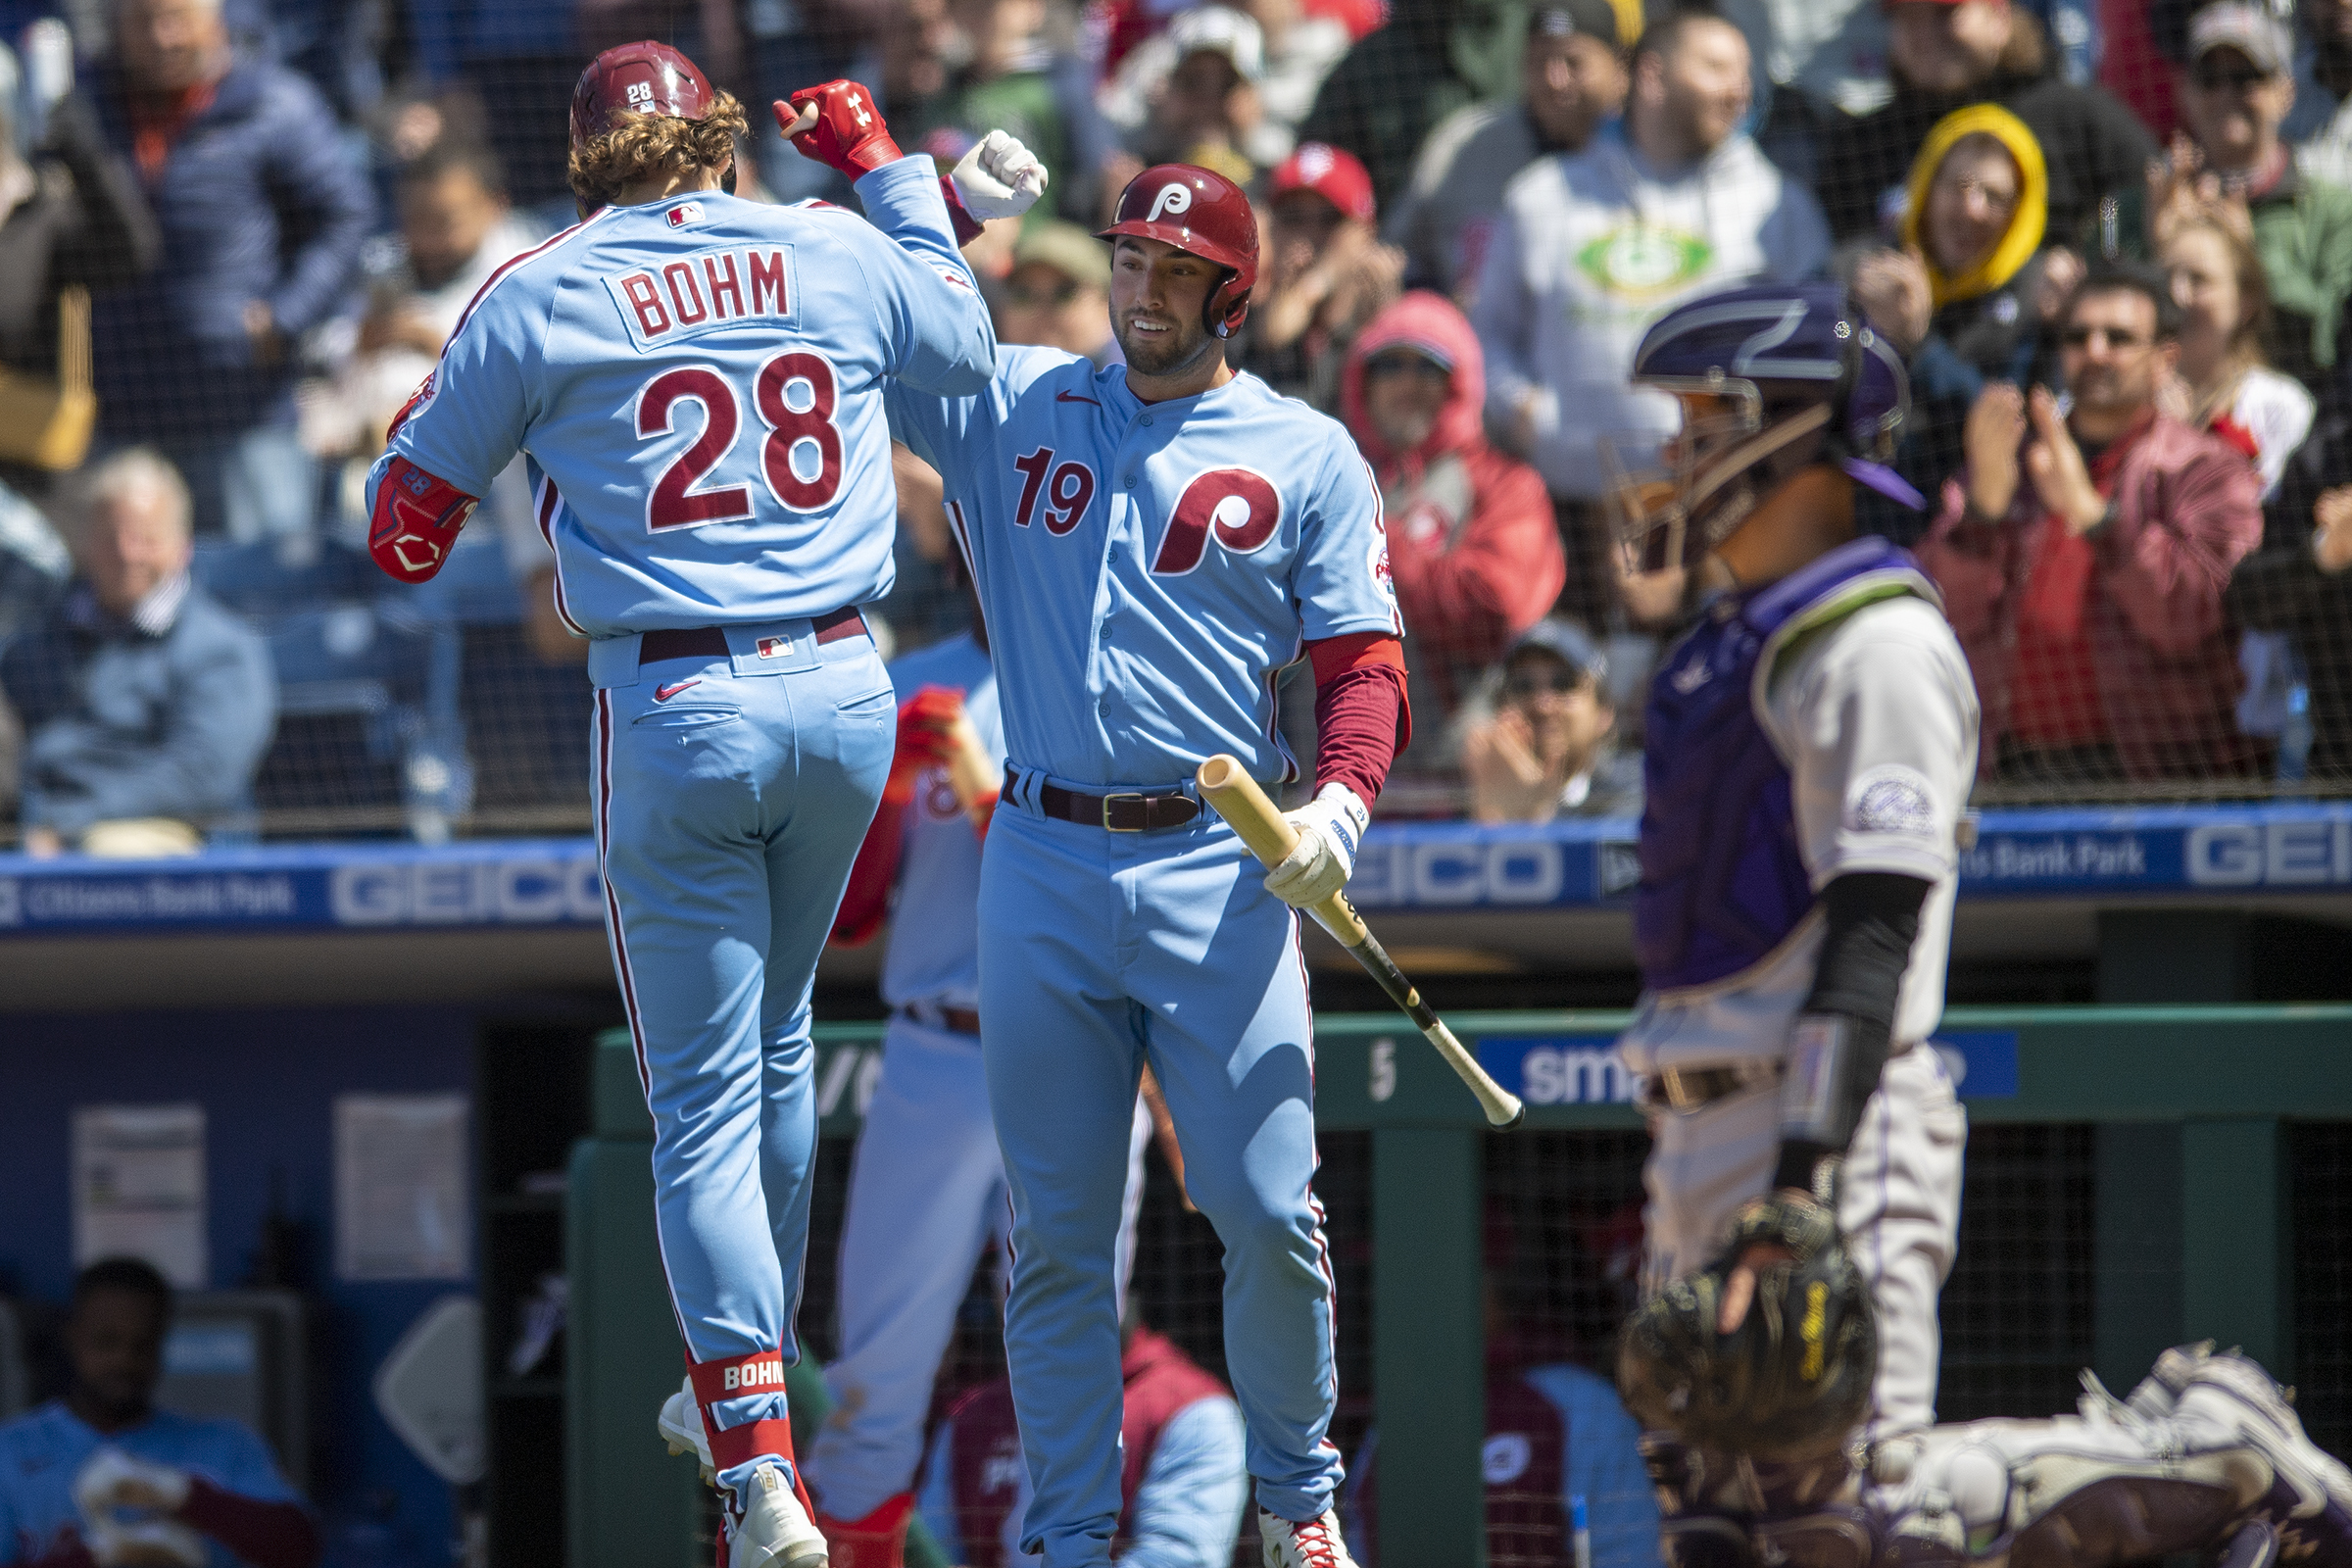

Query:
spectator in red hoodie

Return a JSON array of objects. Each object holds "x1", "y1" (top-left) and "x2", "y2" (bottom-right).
[
  {"x1": 1340, "y1": 291, "x2": 1565, "y2": 730},
  {"x1": 1916, "y1": 262, "x2": 2269, "y2": 785}
]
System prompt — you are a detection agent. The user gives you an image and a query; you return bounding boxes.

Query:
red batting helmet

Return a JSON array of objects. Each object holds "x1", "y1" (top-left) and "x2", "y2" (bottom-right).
[
  {"x1": 570, "y1": 40, "x2": 717, "y2": 148},
  {"x1": 1098, "y1": 164, "x2": 1259, "y2": 339}
]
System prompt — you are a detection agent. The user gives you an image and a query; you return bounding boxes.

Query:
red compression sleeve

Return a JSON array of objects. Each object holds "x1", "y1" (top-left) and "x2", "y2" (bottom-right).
[
  {"x1": 1307, "y1": 633, "x2": 1410, "y2": 804},
  {"x1": 830, "y1": 797, "x2": 906, "y2": 947},
  {"x1": 178, "y1": 1479, "x2": 322, "y2": 1568}
]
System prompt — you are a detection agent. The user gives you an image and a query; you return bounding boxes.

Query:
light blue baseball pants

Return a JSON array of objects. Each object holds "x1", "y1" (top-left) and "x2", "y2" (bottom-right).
[
  {"x1": 592, "y1": 623, "x2": 894, "y2": 1502},
  {"x1": 977, "y1": 791, "x2": 1344, "y2": 1567}
]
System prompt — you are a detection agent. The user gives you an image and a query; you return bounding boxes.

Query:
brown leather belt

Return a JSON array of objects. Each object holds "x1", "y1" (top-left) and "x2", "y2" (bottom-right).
[
  {"x1": 640, "y1": 608, "x2": 866, "y2": 664},
  {"x1": 898, "y1": 1004, "x2": 981, "y2": 1036},
  {"x1": 1647, "y1": 1061, "x2": 1783, "y2": 1111},
  {"x1": 1013, "y1": 768, "x2": 1200, "y2": 832}
]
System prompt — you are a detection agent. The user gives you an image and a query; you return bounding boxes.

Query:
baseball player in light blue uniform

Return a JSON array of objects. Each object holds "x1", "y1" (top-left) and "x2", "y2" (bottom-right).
[
  {"x1": 884, "y1": 164, "x2": 1410, "y2": 1568},
  {"x1": 804, "y1": 626, "x2": 1152, "y2": 1563},
  {"x1": 361, "y1": 48, "x2": 1034, "y2": 1568}
]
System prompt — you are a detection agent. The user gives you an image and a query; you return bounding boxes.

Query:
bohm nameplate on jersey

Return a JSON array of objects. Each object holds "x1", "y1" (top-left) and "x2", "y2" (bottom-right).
[{"x1": 606, "y1": 244, "x2": 799, "y2": 352}]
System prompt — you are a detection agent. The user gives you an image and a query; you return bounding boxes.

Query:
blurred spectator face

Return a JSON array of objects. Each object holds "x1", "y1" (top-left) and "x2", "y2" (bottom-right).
[
  {"x1": 1270, "y1": 189, "x2": 1346, "y2": 277},
  {"x1": 884, "y1": 0, "x2": 966, "y2": 107},
  {"x1": 1003, "y1": 260, "x2": 1110, "y2": 355},
  {"x1": 400, "y1": 161, "x2": 508, "y2": 292},
  {"x1": 1886, "y1": 1, "x2": 2011, "y2": 96},
  {"x1": 1502, "y1": 647, "x2": 1614, "y2": 775},
  {"x1": 77, "y1": 475, "x2": 193, "y2": 618},
  {"x1": 1639, "y1": 18, "x2": 1751, "y2": 161},
  {"x1": 68, "y1": 1288, "x2": 166, "y2": 1420},
  {"x1": 1923, "y1": 133, "x2": 2022, "y2": 276},
  {"x1": 1110, "y1": 235, "x2": 1223, "y2": 375},
  {"x1": 1524, "y1": 31, "x2": 1629, "y2": 150},
  {"x1": 949, "y1": 0, "x2": 1046, "y2": 74},
  {"x1": 1164, "y1": 47, "x2": 1250, "y2": 144},
  {"x1": 2060, "y1": 287, "x2": 2167, "y2": 420},
  {"x1": 1362, "y1": 347, "x2": 1452, "y2": 453},
  {"x1": 2163, "y1": 223, "x2": 2253, "y2": 384},
  {"x1": 2180, "y1": 47, "x2": 2293, "y2": 170},
  {"x1": 118, "y1": 0, "x2": 228, "y2": 94}
]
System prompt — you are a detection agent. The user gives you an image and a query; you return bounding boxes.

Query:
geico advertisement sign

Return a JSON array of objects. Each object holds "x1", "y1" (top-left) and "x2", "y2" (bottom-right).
[
  {"x1": 329, "y1": 854, "x2": 604, "y2": 925},
  {"x1": 2185, "y1": 820, "x2": 2352, "y2": 887},
  {"x1": 1349, "y1": 838, "x2": 1578, "y2": 907}
]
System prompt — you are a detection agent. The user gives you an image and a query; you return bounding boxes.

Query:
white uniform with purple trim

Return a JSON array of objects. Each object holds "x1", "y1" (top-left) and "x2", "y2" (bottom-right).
[{"x1": 363, "y1": 157, "x2": 995, "y2": 1504}]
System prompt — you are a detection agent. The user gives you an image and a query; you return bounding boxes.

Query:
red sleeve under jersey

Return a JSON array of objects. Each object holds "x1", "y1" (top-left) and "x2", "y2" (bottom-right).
[{"x1": 1306, "y1": 633, "x2": 1410, "y2": 804}]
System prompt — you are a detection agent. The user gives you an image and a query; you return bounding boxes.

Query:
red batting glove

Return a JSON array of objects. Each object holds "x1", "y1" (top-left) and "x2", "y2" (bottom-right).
[
  {"x1": 778, "y1": 81, "x2": 902, "y2": 181},
  {"x1": 883, "y1": 685, "x2": 963, "y2": 807}
]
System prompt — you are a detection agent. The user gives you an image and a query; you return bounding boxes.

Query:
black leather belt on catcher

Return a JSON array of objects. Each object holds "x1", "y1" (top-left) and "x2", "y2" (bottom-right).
[
  {"x1": 897, "y1": 1003, "x2": 982, "y2": 1036},
  {"x1": 1013, "y1": 768, "x2": 1201, "y2": 832},
  {"x1": 640, "y1": 608, "x2": 866, "y2": 665},
  {"x1": 1648, "y1": 1060, "x2": 1783, "y2": 1111}
]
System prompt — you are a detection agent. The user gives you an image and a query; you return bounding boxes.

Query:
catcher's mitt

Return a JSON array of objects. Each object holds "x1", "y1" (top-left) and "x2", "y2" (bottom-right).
[{"x1": 1617, "y1": 1195, "x2": 1878, "y2": 1461}]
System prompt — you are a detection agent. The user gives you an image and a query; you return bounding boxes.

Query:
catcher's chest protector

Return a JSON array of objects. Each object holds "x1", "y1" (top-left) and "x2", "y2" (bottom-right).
[{"x1": 1635, "y1": 535, "x2": 1936, "y2": 991}]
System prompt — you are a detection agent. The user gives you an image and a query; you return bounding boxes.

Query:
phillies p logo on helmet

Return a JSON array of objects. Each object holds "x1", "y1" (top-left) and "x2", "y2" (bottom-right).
[{"x1": 1147, "y1": 183, "x2": 1195, "y2": 223}]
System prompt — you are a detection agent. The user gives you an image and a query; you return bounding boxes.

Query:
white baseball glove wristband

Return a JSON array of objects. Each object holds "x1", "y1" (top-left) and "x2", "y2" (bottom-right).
[
  {"x1": 952, "y1": 129, "x2": 1049, "y2": 221},
  {"x1": 1263, "y1": 784, "x2": 1369, "y2": 907}
]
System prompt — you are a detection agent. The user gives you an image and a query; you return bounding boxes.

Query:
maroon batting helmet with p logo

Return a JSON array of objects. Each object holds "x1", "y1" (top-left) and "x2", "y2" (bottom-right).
[
  {"x1": 1098, "y1": 164, "x2": 1259, "y2": 338},
  {"x1": 570, "y1": 40, "x2": 717, "y2": 148}
]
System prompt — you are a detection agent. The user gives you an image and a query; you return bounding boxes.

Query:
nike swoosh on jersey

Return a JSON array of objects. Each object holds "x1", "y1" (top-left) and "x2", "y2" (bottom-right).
[
  {"x1": 1055, "y1": 390, "x2": 1102, "y2": 406},
  {"x1": 655, "y1": 679, "x2": 703, "y2": 701}
]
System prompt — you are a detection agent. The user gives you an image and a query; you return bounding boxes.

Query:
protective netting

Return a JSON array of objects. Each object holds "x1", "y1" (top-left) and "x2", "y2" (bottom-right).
[
  {"x1": 5, "y1": 0, "x2": 2348, "y2": 846},
  {"x1": 2292, "y1": 1120, "x2": 2352, "y2": 1461},
  {"x1": 766, "y1": 1114, "x2": 2302, "y2": 1564}
]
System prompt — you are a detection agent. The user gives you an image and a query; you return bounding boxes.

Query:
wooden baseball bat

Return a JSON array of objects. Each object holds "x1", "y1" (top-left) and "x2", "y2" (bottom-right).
[{"x1": 1194, "y1": 756, "x2": 1526, "y2": 1129}]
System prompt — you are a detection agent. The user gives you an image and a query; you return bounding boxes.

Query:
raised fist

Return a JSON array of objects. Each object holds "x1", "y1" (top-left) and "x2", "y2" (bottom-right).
[
  {"x1": 952, "y1": 130, "x2": 1049, "y2": 222},
  {"x1": 777, "y1": 81, "x2": 901, "y2": 181}
]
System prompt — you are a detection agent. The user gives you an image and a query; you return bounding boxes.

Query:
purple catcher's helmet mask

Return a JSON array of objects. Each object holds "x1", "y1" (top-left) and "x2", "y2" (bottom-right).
[{"x1": 1603, "y1": 282, "x2": 1919, "y2": 572}]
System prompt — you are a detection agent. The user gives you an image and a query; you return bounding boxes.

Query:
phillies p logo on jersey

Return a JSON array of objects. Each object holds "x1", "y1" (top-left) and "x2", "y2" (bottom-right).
[{"x1": 1147, "y1": 183, "x2": 1194, "y2": 223}]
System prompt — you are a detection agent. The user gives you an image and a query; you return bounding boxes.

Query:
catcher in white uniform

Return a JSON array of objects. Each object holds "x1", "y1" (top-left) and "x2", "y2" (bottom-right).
[{"x1": 1601, "y1": 280, "x2": 1976, "y2": 1557}]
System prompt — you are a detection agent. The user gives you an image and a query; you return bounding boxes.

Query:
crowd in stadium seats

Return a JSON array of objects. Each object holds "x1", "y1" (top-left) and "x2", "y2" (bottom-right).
[{"x1": 11, "y1": 0, "x2": 2352, "y2": 848}]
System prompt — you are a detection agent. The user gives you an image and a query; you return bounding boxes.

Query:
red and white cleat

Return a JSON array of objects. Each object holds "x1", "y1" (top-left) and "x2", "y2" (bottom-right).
[{"x1": 1259, "y1": 1506, "x2": 1359, "y2": 1568}]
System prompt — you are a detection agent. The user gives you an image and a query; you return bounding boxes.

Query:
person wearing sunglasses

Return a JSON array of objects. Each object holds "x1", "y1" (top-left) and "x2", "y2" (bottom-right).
[
  {"x1": 1459, "y1": 617, "x2": 1639, "y2": 823},
  {"x1": 1916, "y1": 262, "x2": 2270, "y2": 785},
  {"x1": 1338, "y1": 292, "x2": 1561, "y2": 730},
  {"x1": 997, "y1": 221, "x2": 1120, "y2": 367},
  {"x1": 2130, "y1": 4, "x2": 2352, "y2": 398}
]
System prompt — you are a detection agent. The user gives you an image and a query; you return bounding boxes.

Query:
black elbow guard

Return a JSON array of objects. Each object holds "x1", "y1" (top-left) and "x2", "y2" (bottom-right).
[{"x1": 1772, "y1": 872, "x2": 1932, "y2": 1196}]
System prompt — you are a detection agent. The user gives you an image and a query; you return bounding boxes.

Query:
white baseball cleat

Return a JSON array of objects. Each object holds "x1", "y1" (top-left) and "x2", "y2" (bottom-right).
[
  {"x1": 1259, "y1": 1506, "x2": 1358, "y2": 1567},
  {"x1": 2176, "y1": 1349, "x2": 2352, "y2": 1554},
  {"x1": 731, "y1": 1462, "x2": 829, "y2": 1568},
  {"x1": 658, "y1": 1375, "x2": 714, "y2": 1483},
  {"x1": 2079, "y1": 1340, "x2": 2215, "y2": 1426}
]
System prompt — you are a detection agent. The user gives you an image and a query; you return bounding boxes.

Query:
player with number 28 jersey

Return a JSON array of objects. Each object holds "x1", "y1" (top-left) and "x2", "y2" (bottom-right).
[{"x1": 364, "y1": 46, "x2": 1005, "y2": 1568}]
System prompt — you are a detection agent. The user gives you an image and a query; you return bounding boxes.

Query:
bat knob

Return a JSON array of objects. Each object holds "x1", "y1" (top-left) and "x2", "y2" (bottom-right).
[{"x1": 1494, "y1": 1100, "x2": 1528, "y2": 1131}]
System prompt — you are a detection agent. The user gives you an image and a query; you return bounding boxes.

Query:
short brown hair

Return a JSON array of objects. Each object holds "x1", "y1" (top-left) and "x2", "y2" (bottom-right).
[{"x1": 567, "y1": 94, "x2": 749, "y2": 211}]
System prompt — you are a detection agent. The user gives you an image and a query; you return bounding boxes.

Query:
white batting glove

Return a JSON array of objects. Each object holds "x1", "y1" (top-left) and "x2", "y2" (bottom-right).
[
  {"x1": 1262, "y1": 785, "x2": 1369, "y2": 908},
  {"x1": 952, "y1": 129, "x2": 1049, "y2": 221},
  {"x1": 75, "y1": 1447, "x2": 191, "y2": 1517}
]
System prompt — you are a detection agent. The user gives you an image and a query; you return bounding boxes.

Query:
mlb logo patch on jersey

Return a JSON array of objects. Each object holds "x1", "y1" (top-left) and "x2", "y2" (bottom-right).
[
  {"x1": 758, "y1": 635, "x2": 793, "y2": 660},
  {"x1": 667, "y1": 201, "x2": 706, "y2": 227}
]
